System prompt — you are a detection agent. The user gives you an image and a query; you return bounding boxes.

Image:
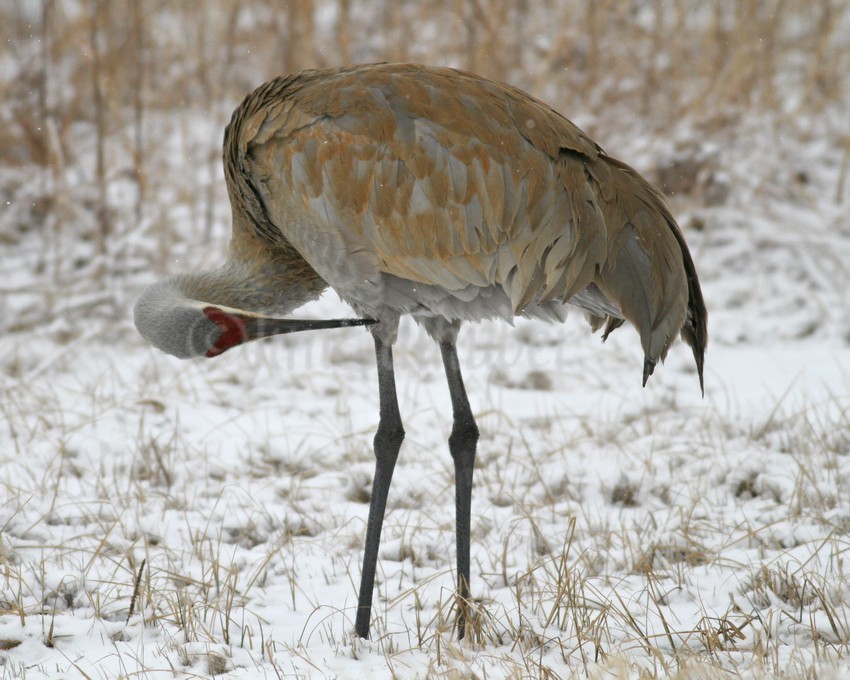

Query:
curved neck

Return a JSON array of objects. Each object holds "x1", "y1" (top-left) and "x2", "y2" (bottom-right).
[{"x1": 172, "y1": 259, "x2": 327, "y2": 315}]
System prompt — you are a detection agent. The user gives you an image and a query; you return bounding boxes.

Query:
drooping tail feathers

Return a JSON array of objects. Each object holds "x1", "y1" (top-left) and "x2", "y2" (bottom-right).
[{"x1": 591, "y1": 154, "x2": 707, "y2": 394}]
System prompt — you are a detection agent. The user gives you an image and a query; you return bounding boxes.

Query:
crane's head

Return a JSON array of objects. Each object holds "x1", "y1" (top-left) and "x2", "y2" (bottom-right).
[{"x1": 134, "y1": 278, "x2": 375, "y2": 359}]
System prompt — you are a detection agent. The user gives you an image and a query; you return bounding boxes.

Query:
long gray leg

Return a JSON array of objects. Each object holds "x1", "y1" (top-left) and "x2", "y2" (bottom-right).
[
  {"x1": 354, "y1": 333, "x2": 405, "y2": 639},
  {"x1": 439, "y1": 336, "x2": 479, "y2": 639}
]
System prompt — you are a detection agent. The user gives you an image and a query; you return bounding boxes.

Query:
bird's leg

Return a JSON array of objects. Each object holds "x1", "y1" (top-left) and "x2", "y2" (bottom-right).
[
  {"x1": 439, "y1": 339, "x2": 479, "y2": 640},
  {"x1": 354, "y1": 333, "x2": 405, "y2": 639}
]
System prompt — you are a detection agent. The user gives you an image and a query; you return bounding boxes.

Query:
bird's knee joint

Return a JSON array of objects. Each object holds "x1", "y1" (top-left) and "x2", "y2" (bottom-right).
[
  {"x1": 374, "y1": 424, "x2": 405, "y2": 454},
  {"x1": 449, "y1": 417, "x2": 479, "y2": 454}
]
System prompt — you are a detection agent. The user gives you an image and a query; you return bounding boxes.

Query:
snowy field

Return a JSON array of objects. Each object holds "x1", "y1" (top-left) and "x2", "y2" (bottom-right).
[{"x1": 2, "y1": 2, "x2": 850, "y2": 678}]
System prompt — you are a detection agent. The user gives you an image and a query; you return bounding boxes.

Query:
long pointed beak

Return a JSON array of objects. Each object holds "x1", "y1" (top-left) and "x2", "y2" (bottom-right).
[
  {"x1": 204, "y1": 307, "x2": 376, "y2": 357},
  {"x1": 245, "y1": 315, "x2": 377, "y2": 341}
]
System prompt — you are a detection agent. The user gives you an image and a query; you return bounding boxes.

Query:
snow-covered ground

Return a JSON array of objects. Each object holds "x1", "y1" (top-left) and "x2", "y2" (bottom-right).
[
  {"x1": 3, "y1": 139, "x2": 850, "y2": 678},
  {"x1": 2, "y1": 4, "x2": 850, "y2": 678}
]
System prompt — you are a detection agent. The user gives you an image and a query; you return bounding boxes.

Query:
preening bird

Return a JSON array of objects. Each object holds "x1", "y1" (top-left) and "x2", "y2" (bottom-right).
[{"x1": 135, "y1": 63, "x2": 707, "y2": 640}]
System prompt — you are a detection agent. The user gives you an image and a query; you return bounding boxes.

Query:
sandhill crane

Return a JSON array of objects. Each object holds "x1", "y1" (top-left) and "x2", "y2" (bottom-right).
[{"x1": 135, "y1": 63, "x2": 707, "y2": 640}]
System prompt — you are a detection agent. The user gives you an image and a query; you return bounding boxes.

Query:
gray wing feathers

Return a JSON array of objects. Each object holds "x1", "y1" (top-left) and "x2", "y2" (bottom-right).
[{"x1": 591, "y1": 154, "x2": 706, "y2": 389}]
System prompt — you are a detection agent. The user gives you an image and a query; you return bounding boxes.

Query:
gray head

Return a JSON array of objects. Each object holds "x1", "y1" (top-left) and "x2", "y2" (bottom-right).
[
  {"x1": 134, "y1": 278, "x2": 223, "y2": 358},
  {"x1": 134, "y1": 275, "x2": 377, "y2": 359}
]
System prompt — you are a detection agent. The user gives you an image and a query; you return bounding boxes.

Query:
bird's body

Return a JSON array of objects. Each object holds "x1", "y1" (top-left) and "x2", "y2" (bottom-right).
[
  {"x1": 220, "y1": 64, "x2": 704, "y2": 370},
  {"x1": 135, "y1": 63, "x2": 707, "y2": 639}
]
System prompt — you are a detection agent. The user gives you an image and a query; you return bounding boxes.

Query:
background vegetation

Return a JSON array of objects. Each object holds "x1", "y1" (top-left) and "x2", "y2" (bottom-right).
[{"x1": 2, "y1": 0, "x2": 847, "y2": 323}]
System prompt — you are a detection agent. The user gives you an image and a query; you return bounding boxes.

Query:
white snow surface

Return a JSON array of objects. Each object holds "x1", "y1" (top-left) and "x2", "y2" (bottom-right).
[{"x1": 2, "y1": 46, "x2": 850, "y2": 680}]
